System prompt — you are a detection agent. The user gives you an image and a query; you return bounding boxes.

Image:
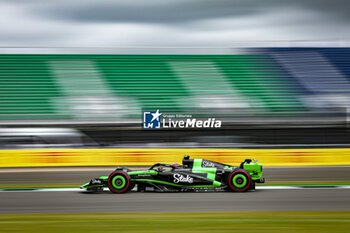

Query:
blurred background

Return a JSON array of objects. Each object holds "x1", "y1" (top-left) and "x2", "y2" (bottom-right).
[
  {"x1": 1, "y1": 1, "x2": 350, "y2": 232},
  {"x1": 1, "y1": 48, "x2": 350, "y2": 152},
  {"x1": 1, "y1": 0, "x2": 350, "y2": 154}
]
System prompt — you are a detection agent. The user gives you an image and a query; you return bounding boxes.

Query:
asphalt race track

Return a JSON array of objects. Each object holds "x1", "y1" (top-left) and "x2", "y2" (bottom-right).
[
  {"x1": 1, "y1": 166, "x2": 349, "y2": 214},
  {"x1": 1, "y1": 166, "x2": 350, "y2": 185},
  {"x1": 0, "y1": 188, "x2": 349, "y2": 214}
]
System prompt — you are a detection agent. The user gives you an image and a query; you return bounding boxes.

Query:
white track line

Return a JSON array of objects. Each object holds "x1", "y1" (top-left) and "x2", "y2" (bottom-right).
[{"x1": 0, "y1": 186, "x2": 350, "y2": 192}]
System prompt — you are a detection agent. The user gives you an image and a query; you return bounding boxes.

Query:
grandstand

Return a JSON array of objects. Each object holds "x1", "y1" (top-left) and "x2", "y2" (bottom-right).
[{"x1": 0, "y1": 54, "x2": 306, "y2": 121}]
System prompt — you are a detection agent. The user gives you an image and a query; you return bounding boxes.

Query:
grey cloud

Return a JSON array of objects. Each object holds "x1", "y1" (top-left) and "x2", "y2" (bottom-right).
[
  {"x1": 35, "y1": 0, "x2": 264, "y2": 24},
  {"x1": 1, "y1": 0, "x2": 350, "y2": 47},
  {"x1": 31, "y1": 0, "x2": 350, "y2": 24}
]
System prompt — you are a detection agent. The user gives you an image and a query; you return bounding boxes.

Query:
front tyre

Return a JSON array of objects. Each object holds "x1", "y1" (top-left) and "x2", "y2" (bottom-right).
[
  {"x1": 228, "y1": 170, "x2": 251, "y2": 192},
  {"x1": 107, "y1": 171, "x2": 131, "y2": 194}
]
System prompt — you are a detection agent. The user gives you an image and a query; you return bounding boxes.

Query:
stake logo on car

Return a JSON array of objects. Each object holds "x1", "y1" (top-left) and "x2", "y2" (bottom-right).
[
  {"x1": 202, "y1": 160, "x2": 215, "y2": 167},
  {"x1": 173, "y1": 173, "x2": 194, "y2": 183}
]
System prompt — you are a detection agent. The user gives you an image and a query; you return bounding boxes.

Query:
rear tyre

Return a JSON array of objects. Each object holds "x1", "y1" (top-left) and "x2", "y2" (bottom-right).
[
  {"x1": 107, "y1": 171, "x2": 131, "y2": 194},
  {"x1": 228, "y1": 170, "x2": 251, "y2": 192}
]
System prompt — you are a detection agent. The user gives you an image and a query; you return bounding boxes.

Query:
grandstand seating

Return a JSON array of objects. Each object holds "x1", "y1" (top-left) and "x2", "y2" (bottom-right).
[{"x1": 0, "y1": 51, "x2": 348, "y2": 120}]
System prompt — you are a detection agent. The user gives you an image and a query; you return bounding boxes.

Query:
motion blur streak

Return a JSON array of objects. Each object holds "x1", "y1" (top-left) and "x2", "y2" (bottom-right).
[
  {"x1": 1, "y1": 212, "x2": 349, "y2": 233},
  {"x1": 1, "y1": 0, "x2": 350, "y2": 232},
  {"x1": 1, "y1": 190, "x2": 350, "y2": 214},
  {"x1": 0, "y1": 148, "x2": 350, "y2": 167},
  {"x1": 0, "y1": 48, "x2": 350, "y2": 233},
  {"x1": 0, "y1": 49, "x2": 349, "y2": 123}
]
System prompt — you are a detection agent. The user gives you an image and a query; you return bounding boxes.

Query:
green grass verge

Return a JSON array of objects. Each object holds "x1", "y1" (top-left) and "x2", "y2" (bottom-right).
[{"x1": 0, "y1": 212, "x2": 349, "y2": 233}]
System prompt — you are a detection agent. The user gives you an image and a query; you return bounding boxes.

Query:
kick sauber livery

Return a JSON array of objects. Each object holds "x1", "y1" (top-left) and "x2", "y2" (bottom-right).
[{"x1": 81, "y1": 156, "x2": 265, "y2": 193}]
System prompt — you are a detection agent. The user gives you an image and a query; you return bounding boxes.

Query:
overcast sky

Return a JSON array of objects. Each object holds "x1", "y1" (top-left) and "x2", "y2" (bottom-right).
[{"x1": 0, "y1": 0, "x2": 350, "y2": 47}]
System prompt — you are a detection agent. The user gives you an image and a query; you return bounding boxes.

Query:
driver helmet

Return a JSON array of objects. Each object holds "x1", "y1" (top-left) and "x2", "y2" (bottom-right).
[{"x1": 171, "y1": 163, "x2": 180, "y2": 167}]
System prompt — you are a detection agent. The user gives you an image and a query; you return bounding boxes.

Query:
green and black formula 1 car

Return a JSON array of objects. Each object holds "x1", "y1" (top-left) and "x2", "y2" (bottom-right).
[{"x1": 81, "y1": 156, "x2": 265, "y2": 193}]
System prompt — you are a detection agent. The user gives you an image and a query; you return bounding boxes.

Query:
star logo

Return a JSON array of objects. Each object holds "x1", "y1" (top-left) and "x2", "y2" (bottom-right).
[{"x1": 151, "y1": 109, "x2": 162, "y2": 122}]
